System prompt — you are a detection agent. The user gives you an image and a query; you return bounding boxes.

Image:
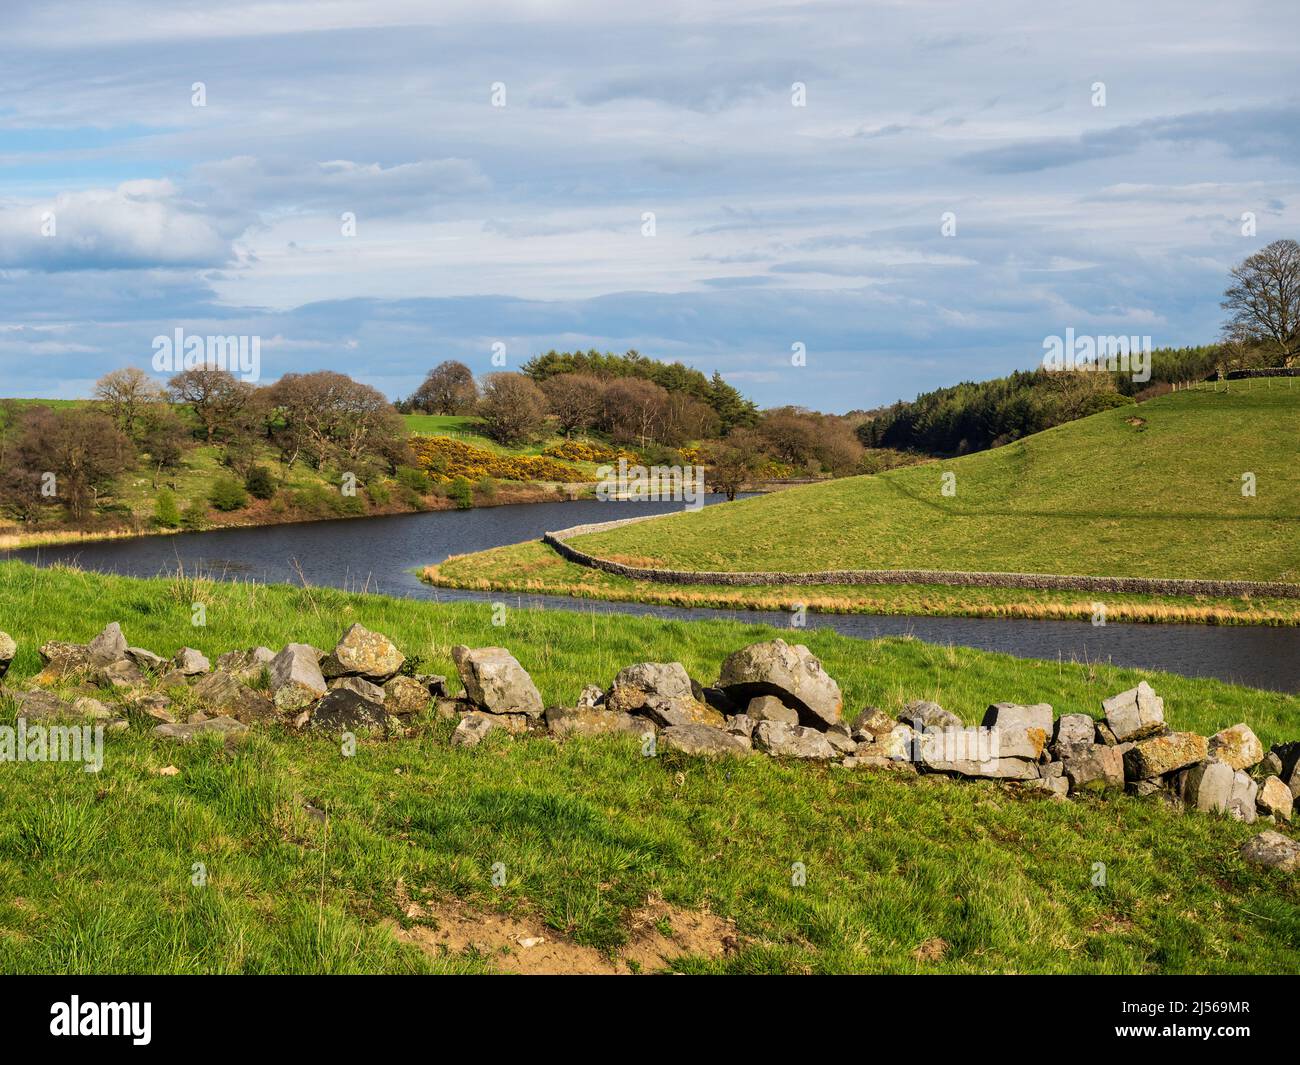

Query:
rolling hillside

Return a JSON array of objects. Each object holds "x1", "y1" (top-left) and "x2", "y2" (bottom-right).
[{"x1": 570, "y1": 385, "x2": 1300, "y2": 583}]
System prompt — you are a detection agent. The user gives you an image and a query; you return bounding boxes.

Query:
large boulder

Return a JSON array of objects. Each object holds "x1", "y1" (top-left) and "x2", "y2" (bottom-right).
[
  {"x1": 659, "y1": 723, "x2": 751, "y2": 759},
  {"x1": 0, "y1": 631, "x2": 15, "y2": 679},
  {"x1": 606, "y1": 662, "x2": 722, "y2": 728},
  {"x1": 269, "y1": 643, "x2": 328, "y2": 711},
  {"x1": 545, "y1": 704, "x2": 646, "y2": 740},
  {"x1": 716, "y1": 639, "x2": 842, "y2": 729},
  {"x1": 1207, "y1": 723, "x2": 1264, "y2": 771},
  {"x1": 752, "y1": 721, "x2": 836, "y2": 761},
  {"x1": 322, "y1": 624, "x2": 405, "y2": 681},
  {"x1": 982, "y1": 703, "x2": 1053, "y2": 762},
  {"x1": 1124, "y1": 732, "x2": 1207, "y2": 780},
  {"x1": 1178, "y1": 760, "x2": 1235, "y2": 813},
  {"x1": 1239, "y1": 830, "x2": 1300, "y2": 872},
  {"x1": 1062, "y1": 745, "x2": 1125, "y2": 792},
  {"x1": 451, "y1": 646, "x2": 544, "y2": 719},
  {"x1": 1102, "y1": 681, "x2": 1165, "y2": 742},
  {"x1": 308, "y1": 688, "x2": 389, "y2": 734},
  {"x1": 920, "y1": 725, "x2": 1040, "y2": 779},
  {"x1": 1226, "y1": 771, "x2": 1259, "y2": 823}
]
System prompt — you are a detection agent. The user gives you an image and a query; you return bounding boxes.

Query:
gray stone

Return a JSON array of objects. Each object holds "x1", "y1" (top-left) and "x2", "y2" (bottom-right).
[
  {"x1": 1052, "y1": 713, "x2": 1096, "y2": 760},
  {"x1": 1239, "y1": 830, "x2": 1300, "y2": 872},
  {"x1": 87, "y1": 622, "x2": 128, "y2": 664},
  {"x1": 746, "y1": 694, "x2": 800, "y2": 725},
  {"x1": 724, "y1": 714, "x2": 755, "y2": 738},
  {"x1": 1178, "y1": 760, "x2": 1235, "y2": 813},
  {"x1": 131, "y1": 692, "x2": 175, "y2": 724},
  {"x1": 824, "y1": 730, "x2": 857, "y2": 755},
  {"x1": 11, "y1": 689, "x2": 67, "y2": 721},
  {"x1": 1102, "y1": 681, "x2": 1165, "y2": 742},
  {"x1": 659, "y1": 723, "x2": 751, "y2": 759},
  {"x1": 1063, "y1": 745, "x2": 1125, "y2": 792},
  {"x1": 544, "y1": 704, "x2": 646, "y2": 739},
  {"x1": 575, "y1": 684, "x2": 604, "y2": 709},
  {"x1": 36, "y1": 640, "x2": 94, "y2": 679},
  {"x1": 1257, "y1": 776, "x2": 1293, "y2": 822},
  {"x1": 752, "y1": 720, "x2": 836, "y2": 761},
  {"x1": 191, "y1": 671, "x2": 276, "y2": 723},
  {"x1": 1208, "y1": 723, "x2": 1264, "y2": 771},
  {"x1": 153, "y1": 716, "x2": 248, "y2": 744},
  {"x1": 323, "y1": 623, "x2": 405, "y2": 681},
  {"x1": 125, "y1": 646, "x2": 167, "y2": 671},
  {"x1": 90, "y1": 658, "x2": 146, "y2": 690},
  {"x1": 982, "y1": 702, "x2": 1053, "y2": 761},
  {"x1": 216, "y1": 647, "x2": 275, "y2": 680},
  {"x1": 309, "y1": 688, "x2": 389, "y2": 734},
  {"x1": 451, "y1": 712, "x2": 498, "y2": 748},
  {"x1": 851, "y1": 708, "x2": 896, "y2": 743},
  {"x1": 717, "y1": 639, "x2": 843, "y2": 728},
  {"x1": 329, "y1": 675, "x2": 386, "y2": 702},
  {"x1": 270, "y1": 643, "x2": 328, "y2": 711},
  {"x1": 173, "y1": 647, "x2": 211, "y2": 676},
  {"x1": 605, "y1": 662, "x2": 720, "y2": 728},
  {"x1": 1227, "y1": 771, "x2": 1258, "y2": 823},
  {"x1": 70, "y1": 696, "x2": 114, "y2": 720},
  {"x1": 901, "y1": 700, "x2": 962, "y2": 732},
  {"x1": 451, "y1": 645, "x2": 544, "y2": 719}
]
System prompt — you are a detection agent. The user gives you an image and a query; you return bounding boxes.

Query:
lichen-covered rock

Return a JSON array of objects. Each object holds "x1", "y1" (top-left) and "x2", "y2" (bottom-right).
[
  {"x1": 70, "y1": 696, "x2": 114, "y2": 720},
  {"x1": 12, "y1": 689, "x2": 68, "y2": 720},
  {"x1": 753, "y1": 721, "x2": 836, "y2": 760},
  {"x1": 451, "y1": 712, "x2": 497, "y2": 748},
  {"x1": 606, "y1": 661, "x2": 722, "y2": 728},
  {"x1": 329, "y1": 675, "x2": 386, "y2": 703},
  {"x1": 545, "y1": 704, "x2": 645, "y2": 739},
  {"x1": 659, "y1": 723, "x2": 751, "y2": 759},
  {"x1": 90, "y1": 658, "x2": 146, "y2": 690},
  {"x1": 322, "y1": 624, "x2": 405, "y2": 681},
  {"x1": 1226, "y1": 770, "x2": 1258, "y2": 823},
  {"x1": 216, "y1": 647, "x2": 276, "y2": 680},
  {"x1": 724, "y1": 713, "x2": 755, "y2": 738},
  {"x1": 901, "y1": 699, "x2": 962, "y2": 732},
  {"x1": 1102, "y1": 681, "x2": 1165, "y2": 742},
  {"x1": 87, "y1": 622, "x2": 128, "y2": 664},
  {"x1": 717, "y1": 639, "x2": 842, "y2": 729},
  {"x1": 576, "y1": 684, "x2": 605, "y2": 709},
  {"x1": 270, "y1": 643, "x2": 328, "y2": 711},
  {"x1": 1178, "y1": 760, "x2": 1235, "y2": 813},
  {"x1": 451, "y1": 645, "x2": 544, "y2": 719},
  {"x1": 308, "y1": 688, "x2": 389, "y2": 734},
  {"x1": 982, "y1": 702, "x2": 1053, "y2": 761},
  {"x1": 36, "y1": 640, "x2": 94, "y2": 679},
  {"x1": 1208, "y1": 723, "x2": 1264, "y2": 771},
  {"x1": 1124, "y1": 731, "x2": 1207, "y2": 779},
  {"x1": 382, "y1": 675, "x2": 431, "y2": 716},
  {"x1": 125, "y1": 646, "x2": 167, "y2": 671},
  {"x1": 1257, "y1": 776, "x2": 1293, "y2": 822},
  {"x1": 1239, "y1": 830, "x2": 1300, "y2": 872},
  {"x1": 851, "y1": 708, "x2": 897, "y2": 743}
]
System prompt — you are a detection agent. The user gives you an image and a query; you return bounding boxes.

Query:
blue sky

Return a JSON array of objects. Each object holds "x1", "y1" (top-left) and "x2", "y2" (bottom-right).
[{"x1": 1, "y1": 0, "x2": 1297, "y2": 411}]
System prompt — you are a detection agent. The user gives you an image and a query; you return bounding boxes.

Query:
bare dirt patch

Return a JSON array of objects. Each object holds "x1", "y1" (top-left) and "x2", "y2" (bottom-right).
[{"x1": 392, "y1": 884, "x2": 741, "y2": 974}]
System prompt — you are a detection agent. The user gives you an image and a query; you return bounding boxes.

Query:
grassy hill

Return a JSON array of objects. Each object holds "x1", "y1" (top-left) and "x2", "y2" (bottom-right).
[
  {"x1": 0, "y1": 560, "x2": 1297, "y2": 973},
  {"x1": 569, "y1": 384, "x2": 1300, "y2": 583}
]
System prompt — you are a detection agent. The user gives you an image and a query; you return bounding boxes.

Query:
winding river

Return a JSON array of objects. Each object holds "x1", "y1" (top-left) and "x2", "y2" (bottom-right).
[{"x1": 7, "y1": 497, "x2": 1298, "y2": 693}]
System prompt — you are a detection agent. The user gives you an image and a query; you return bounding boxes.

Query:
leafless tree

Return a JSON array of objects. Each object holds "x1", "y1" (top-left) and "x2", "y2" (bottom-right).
[
  {"x1": 94, "y1": 366, "x2": 164, "y2": 440},
  {"x1": 167, "y1": 366, "x2": 251, "y2": 442},
  {"x1": 540, "y1": 372, "x2": 604, "y2": 436},
  {"x1": 479, "y1": 372, "x2": 548, "y2": 445},
  {"x1": 1222, "y1": 239, "x2": 1300, "y2": 366}
]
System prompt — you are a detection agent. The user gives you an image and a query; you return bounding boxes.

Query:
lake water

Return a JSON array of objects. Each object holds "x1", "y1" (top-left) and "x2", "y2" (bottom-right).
[{"x1": 7, "y1": 497, "x2": 1298, "y2": 693}]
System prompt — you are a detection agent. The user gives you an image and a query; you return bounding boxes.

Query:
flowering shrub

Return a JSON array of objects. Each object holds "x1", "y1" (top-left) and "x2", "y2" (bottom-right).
[
  {"x1": 410, "y1": 436, "x2": 588, "y2": 482},
  {"x1": 542, "y1": 440, "x2": 638, "y2": 463}
]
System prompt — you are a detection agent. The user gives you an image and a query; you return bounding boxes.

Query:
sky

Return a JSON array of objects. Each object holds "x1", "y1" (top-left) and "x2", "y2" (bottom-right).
[{"x1": 1, "y1": 0, "x2": 1297, "y2": 412}]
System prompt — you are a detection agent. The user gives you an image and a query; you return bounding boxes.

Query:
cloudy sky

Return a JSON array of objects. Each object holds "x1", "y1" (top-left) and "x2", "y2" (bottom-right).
[{"x1": 1, "y1": 0, "x2": 1297, "y2": 411}]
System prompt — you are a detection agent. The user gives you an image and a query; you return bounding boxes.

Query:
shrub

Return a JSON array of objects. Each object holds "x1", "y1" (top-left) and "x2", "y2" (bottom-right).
[
  {"x1": 244, "y1": 466, "x2": 276, "y2": 500},
  {"x1": 475, "y1": 476, "x2": 498, "y2": 501},
  {"x1": 180, "y1": 500, "x2": 208, "y2": 530},
  {"x1": 408, "y1": 436, "x2": 586, "y2": 483},
  {"x1": 367, "y1": 481, "x2": 392, "y2": 507},
  {"x1": 153, "y1": 488, "x2": 181, "y2": 529},
  {"x1": 395, "y1": 465, "x2": 432, "y2": 493},
  {"x1": 209, "y1": 476, "x2": 249, "y2": 511},
  {"x1": 448, "y1": 476, "x2": 474, "y2": 509}
]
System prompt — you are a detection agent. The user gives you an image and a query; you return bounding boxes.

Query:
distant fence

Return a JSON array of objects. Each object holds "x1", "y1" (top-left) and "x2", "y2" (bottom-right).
[{"x1": 543, "y1": 517, "x2": 1300, "y2": 599}]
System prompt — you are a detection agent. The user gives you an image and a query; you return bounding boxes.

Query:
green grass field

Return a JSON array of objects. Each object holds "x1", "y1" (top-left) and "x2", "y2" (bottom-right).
[
  {"x1": 569, "y1": 385, "x2": 1300, "y2": 583},
  {"x1": 0, "y1": 560, "x2": 1298, "y2": 973}
]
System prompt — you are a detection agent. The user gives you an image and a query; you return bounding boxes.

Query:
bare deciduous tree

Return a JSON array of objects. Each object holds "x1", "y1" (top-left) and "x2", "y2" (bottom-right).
[
  {"x1": 479, "y1": 373, "x2": 548, "y2": 445},
  {"x1": 1222, "y1": 239, "x2": 1300, "y2": 366},
  {"x1": 94, "y1": 367, "x2": 164, "y2": 439},
  {"x1": 540, "y1": 372, "x2": 604, "y2": 437}
]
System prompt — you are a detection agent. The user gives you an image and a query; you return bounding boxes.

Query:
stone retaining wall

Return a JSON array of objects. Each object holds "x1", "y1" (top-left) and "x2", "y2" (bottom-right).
[{"x1": 544, "y1": 518, "x2": 1300, "y2": 599}]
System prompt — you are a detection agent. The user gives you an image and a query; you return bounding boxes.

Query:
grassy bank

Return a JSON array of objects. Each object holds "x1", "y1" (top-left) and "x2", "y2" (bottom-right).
[
  {"x1": 428, "y1": 540, "x2": 1300, "y2": 625},
  {"x1": 567, "y1": 387, "x2": 1300, "y2": 583},
  {"x1": 0, "y1": 560, "x2": 1298, "y2": 973}
]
